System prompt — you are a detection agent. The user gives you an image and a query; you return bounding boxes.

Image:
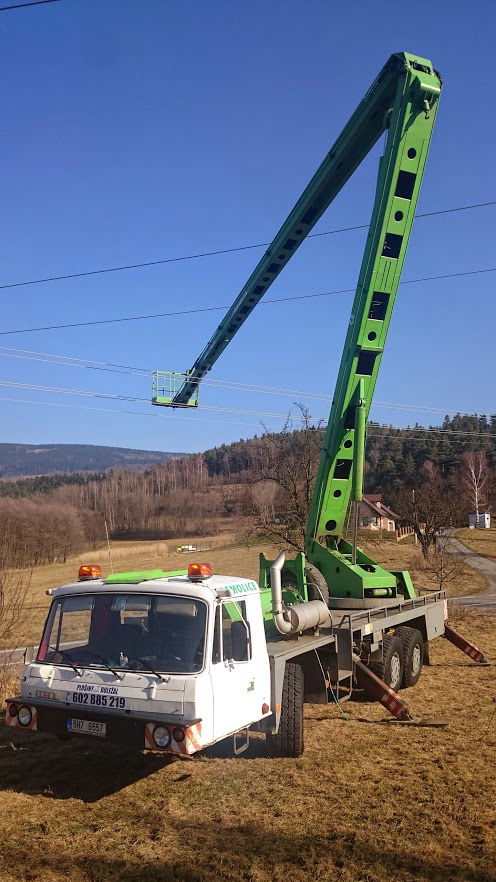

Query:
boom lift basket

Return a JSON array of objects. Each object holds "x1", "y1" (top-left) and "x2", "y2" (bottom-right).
[{"x1": 152, "y1": 371, "x2": 199, "y2": 407}]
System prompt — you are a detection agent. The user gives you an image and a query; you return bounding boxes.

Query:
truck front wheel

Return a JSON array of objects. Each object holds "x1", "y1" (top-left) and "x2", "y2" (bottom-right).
[{"x1": 267, "y1": 662, "x2": 304, "y2": 757}]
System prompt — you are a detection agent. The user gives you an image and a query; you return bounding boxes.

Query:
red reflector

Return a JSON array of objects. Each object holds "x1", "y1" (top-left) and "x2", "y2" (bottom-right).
[
  {"x1": 172, "y1": 726, "x2": 185, "y2": 742},
  {"x1": 188, "y1": 562, "x2": 213, "y2": 580},
  {"x1": 78, "y1": 565, "x2": 102, "y2": 581},
  {"x1": 8, "y1": 703, "x2": 19, "y2": 717}
]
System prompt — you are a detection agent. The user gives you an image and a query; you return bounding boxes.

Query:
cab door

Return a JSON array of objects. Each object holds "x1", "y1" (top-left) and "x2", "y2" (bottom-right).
[{"x1": 209, "y1": 598, "x2": 265, "y2": 740}]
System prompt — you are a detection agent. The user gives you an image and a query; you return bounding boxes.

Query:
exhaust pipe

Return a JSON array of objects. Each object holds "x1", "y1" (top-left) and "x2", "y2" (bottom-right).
[
  {"x1": 270, "y1": 552, "x2": 331, "y2": 636},
  {"x1": 271, "y1": 552, "x2": 293, "y2": 634}
]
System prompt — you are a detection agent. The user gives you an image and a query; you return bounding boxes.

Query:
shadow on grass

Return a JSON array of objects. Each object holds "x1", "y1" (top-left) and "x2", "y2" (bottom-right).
[
  {"x1": 3, "y1": 821, "x2": 496, "y2": 882},
  {"x1": 0, "y1": 726, "x2": 178, "y2": 802},
  {"x1": 0, "y1": 724, "x2": 275, "y2": 801}
]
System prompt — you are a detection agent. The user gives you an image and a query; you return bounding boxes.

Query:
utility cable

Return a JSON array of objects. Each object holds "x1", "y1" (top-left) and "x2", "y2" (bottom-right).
[
  {"x1": 0, "y1": 346, "x2": 493, "y2": 422},
  {"x1": 0, "y1": 199, "x2": 494, "y2": 292},
  {"x1": 2, "y1": 393, "x2": 489, "y2": 442},
  {"x1": 1, "y1": 264, "x2": 495, "y2": 337},
  {"x1": 0, "y1": 378, "x2": 495, "y2": 437},
  {"x1": 0, "y1": 0, "x2": 61, "y2": 9},
  {"x1": 0, "y1": 396, "x2": 271, "y2": 429}
]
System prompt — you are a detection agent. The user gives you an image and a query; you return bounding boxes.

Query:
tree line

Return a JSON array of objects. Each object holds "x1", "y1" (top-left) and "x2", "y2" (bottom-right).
[{"x1": 0, "y1": 412, "x2": 494, "y2": 567}]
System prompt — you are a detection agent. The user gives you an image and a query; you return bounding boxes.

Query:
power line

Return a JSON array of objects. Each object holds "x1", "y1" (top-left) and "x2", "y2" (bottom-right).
[
  {"x1": 1, "y1": 264, "x2": 495, "y2": 337},
  {"x1": 2, "y1": 394, "x2": 495, "y2": 444},
  {"x1": 0, "y1": 199, "x2": 494, "y2": 292},
  {"x1": 0, "y1": 345, "x2": 493, "y2": 422},
  {"x1": 0, "y1": 396, "x2": 270, "y2": 429},
  {"x1": 0, "y1": 377, "x2": 495, "y2": 437},
  {"x1": 0, "y1": 0, "x2": 61, "y2": 10}
]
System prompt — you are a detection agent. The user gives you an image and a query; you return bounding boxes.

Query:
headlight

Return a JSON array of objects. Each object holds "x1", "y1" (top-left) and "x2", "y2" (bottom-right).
[
  {"x1": 18, "y1": 706, "x2": 32, "y2": 727},
  {"x1": 153, "y1": 725, "x2": 171, "y2": 748}
]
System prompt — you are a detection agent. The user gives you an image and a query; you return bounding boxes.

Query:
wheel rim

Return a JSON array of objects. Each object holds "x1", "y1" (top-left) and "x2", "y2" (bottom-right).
[
  {"x1": 411, "y1": 644, "x2": 421, "y2": 676},
  {"x1": 390, "y1": 652, "x2": 401, "y2": 689}
]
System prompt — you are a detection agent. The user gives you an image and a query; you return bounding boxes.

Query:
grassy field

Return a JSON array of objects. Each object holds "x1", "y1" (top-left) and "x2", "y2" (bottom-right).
[
  {"x1": 0, "y1": 538, "x2": 495, "y2": 881},
  {"x1": 0, "y1": 603, "x2": 494, "y2": 882},
  {"x1": 2, "y1": 532, "x2": 488, "y2": 650},
  {"x1": 456, "y1": 528, "x2": 496, "y2": 560}
]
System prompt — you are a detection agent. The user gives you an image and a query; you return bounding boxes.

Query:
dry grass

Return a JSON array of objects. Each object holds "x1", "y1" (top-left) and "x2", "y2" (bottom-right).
[
  {"x1": 0, "y1": 658, "x2": 22, "y2": 707},
  {"x1": 0, "y1": 532, "x2": 240, "y2": 650},
  {"x1": 1, "y1": 606, "x2": 495, "y2": 882},
  {"x1": 360, "y1": 536, "x2": 489, "y2": 598},
  {"x1": 1, "y1": 539, "x2": 496, "y2": 880},
  {"x1": 456, "y1": 528, "x2": 496, "y2": 560}
]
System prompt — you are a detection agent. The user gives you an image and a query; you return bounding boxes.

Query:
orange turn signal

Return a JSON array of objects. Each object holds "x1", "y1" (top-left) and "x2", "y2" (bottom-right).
[
  {"x1": 187, "y1": 562, "x2": 213, "y2": 581},
  {"x1": 172, "y1": 726, "x2": 185, "y2": 742},
  {"x1": 78, "y1": 565, "x2": 102, "y2": 581}
]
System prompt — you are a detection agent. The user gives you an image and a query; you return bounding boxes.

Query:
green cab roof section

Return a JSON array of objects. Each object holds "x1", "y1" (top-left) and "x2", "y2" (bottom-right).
[{"x1": 104, "y1": 568, "x2": 187, "y2": 585}]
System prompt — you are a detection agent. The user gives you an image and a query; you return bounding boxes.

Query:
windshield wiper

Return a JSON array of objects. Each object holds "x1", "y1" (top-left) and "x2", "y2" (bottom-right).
[
  {"x1": 128, "y1": 655, "x2": 168, "y2": 683},
  {"x1": 75, "y1": 648, "x2": 123, "y2": 680},
  {"x1": 47, "y1": 645, "x2": 83, "y2": 677}
]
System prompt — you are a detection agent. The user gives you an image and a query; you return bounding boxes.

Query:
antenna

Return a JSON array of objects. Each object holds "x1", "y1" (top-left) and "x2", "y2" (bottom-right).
[{"x1": 104, "y1": 519, "x2": 114, "y2": 574}]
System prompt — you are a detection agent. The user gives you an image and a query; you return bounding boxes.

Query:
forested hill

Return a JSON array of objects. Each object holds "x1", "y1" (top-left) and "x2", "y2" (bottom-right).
[
  {"x1": 203, "y1": 414, "x2": 496, "y2": 492},
  {"x1": 0, "y1": 443, "x2": 182, "y2": 478}
]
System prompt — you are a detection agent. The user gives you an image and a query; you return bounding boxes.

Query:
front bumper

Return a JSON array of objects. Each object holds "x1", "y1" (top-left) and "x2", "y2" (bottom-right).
[{"x1": 5, "y1": 697, "x2": 202, "y2": 754}]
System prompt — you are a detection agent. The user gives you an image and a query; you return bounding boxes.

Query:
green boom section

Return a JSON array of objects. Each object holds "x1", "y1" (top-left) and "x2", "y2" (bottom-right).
[
  {"x1": 154, "y1": 52, "x2": 439, "y2": 409},
  {"x1": 305, "y1": 57, "x2": 441, "y2": 584},
  {"x1": 153, "y1": 52, "x2": 442, "y2": 603}
]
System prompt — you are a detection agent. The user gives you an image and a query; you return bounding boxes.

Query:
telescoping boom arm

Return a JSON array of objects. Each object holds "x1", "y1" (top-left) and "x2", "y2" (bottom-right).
[
  {"x1": 153, "y1": 52, "x2": 440, "y2": 411},
  {"x1": 153, "y1": 52, "x2": 441, "y2": 600}
]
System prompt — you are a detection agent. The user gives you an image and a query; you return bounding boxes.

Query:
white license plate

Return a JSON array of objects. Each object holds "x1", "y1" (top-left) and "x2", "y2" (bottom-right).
[{"x1": 67, "y1": 718, "x2": 107, "y2": 737}]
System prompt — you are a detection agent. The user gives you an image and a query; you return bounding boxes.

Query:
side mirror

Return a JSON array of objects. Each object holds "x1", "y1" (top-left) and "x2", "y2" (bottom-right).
[{"x1": 23, "y1": 645, "x2": 36, "y2": 664}]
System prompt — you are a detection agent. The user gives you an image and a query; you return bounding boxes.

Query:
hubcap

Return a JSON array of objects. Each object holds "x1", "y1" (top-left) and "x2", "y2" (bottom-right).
[
  {"x1": 390, "y1": 652, "x2": 401, "y2": 689},
  {"x1": 411, "y1": 644, "x2": 421, "y2": 676}
]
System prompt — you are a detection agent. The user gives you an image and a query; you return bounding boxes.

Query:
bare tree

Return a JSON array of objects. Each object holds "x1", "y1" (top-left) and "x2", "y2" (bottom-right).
[
  {"x1": 393, "y1": 461, "x2": 458, "y2": 559},
  {"x1": 0, "y1": 535, "x2": 30, "y2": 643},
  {"x1": 422, "y1": 529, "x2": 467, "y2": 593},
  {"x1": 460, "y1": 451, "x2": 491, "y2": 523},
  {"x1": 251, "y1": 480, "x2": 277, "y2": 524},
  {"x1": 255, "y1": 404, "x2": 324, "y2": 551}
]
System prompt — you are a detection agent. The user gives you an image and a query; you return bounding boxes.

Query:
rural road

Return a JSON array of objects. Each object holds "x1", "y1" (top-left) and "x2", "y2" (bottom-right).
[{"x1": 444, "y1": 534, "x2": 496, "y2": 611}]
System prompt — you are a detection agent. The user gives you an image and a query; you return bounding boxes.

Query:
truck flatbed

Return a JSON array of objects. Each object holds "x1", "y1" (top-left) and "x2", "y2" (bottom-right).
[{"x1": 265, "y1": 591, "x2": 447, "y2": 719}]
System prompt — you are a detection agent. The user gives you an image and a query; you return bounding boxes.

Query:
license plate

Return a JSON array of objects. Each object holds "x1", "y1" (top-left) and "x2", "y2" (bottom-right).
[{"x1": 67, "y1": 718, "x2": 107, "y2": 737}]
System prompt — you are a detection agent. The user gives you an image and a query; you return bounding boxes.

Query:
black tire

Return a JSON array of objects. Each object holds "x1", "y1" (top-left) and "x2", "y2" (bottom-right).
[
  {"x1": 395, "y1": 626, "x2": 424, "y2": 688},
  {"x1": 267, "y1": 662, "x2": 304, "y2": 757},
  {"x1": 369, "y1": 634, "x2": 404, "y2": 692},
  {"x1": 305, "y1": 563, "x2": 330, "y2": 606}
]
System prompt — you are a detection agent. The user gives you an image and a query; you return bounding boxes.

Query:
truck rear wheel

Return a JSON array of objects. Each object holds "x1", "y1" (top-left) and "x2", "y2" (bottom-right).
[
  {"x1": 369, "y1": 634, "x2": 403, "y2": 692},
  {"x1": 267, "y1": 662, "x2": 304, "y2": 757},
  {"x1": 395, "y1": 626, "x2": 423, "y2": 687}
]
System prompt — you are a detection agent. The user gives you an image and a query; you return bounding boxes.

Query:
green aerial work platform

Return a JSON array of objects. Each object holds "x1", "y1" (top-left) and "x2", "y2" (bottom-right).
[{"x1": 152, "y1": 52, "x2": 442, "y2": 606}]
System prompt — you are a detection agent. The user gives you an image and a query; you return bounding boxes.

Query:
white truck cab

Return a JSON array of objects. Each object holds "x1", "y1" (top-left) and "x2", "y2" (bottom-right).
[{"x1": 7, "y1": 564, "x2": 271, "y2": 754}]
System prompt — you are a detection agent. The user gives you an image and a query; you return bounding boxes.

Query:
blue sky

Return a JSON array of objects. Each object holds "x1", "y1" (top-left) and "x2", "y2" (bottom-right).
[{"x1": 1, "y1": 0, "x2": 495, "y2": 453}]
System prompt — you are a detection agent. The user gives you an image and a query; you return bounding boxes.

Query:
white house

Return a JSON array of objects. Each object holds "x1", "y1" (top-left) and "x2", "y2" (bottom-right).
[{"x1": 359, "y1": 494, "x2": 398, "y2": 532}]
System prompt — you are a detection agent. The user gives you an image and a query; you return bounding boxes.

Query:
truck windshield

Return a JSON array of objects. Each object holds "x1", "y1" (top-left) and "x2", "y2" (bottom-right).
[{"x1": 37, "y1": 593, "x2": 207, "y2": 675}]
